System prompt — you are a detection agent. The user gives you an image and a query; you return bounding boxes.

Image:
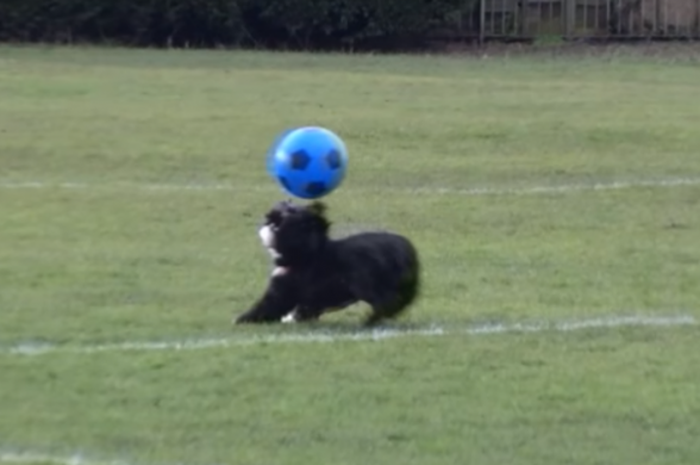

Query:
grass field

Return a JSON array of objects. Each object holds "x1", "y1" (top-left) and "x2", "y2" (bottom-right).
[{"x1": 1, "y1": 44, "x2": 700, "y2": 465}]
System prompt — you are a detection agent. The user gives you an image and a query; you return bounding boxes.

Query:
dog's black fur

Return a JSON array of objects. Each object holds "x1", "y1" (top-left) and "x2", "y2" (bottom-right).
[{"x1": 234, "y1": 200, "x2": 421, "y2": 326}]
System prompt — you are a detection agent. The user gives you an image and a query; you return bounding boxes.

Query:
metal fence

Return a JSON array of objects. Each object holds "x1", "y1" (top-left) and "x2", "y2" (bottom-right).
[{"x1": 446, "y1": 0, "x2": 700, "y2": 41}]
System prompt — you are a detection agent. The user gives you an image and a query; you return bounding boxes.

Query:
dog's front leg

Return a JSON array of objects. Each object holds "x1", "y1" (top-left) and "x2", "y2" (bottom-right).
[{"x1": 234, "y1": 271, "x2": 298, "y2": 324}]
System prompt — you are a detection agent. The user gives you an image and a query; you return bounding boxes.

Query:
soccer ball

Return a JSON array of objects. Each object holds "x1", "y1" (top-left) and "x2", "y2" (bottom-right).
[{"x1": 267, "y1": 126, "x2": 349, "y2": 199}]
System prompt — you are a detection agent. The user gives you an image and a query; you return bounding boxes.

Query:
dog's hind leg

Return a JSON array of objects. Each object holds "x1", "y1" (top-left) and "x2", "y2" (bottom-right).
[
  {"x1": 364, "y1": 299, "x2": 407, "y2": 327},
  {"x1": 363, "y1": 270, "x2": 420, "y2": 327}
]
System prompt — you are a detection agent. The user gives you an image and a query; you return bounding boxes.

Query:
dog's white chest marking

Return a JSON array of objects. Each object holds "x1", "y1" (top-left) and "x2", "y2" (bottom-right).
[
  {"x1": 266, "y1": 248, "x2": 281, "y2": 259},
  {"x1": 272, "y1": 266, "x2": 288, "y2": 277}
]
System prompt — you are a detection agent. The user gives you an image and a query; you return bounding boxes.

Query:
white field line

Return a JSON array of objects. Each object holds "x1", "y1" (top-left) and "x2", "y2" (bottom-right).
[
  {"x1": 0, "y1": 451, "x2": 130, "y2": 465},
  {"x1": 0, "y1": 177, "x2": 699, "y2": 197},
  {"x1": 4, "y1": 314, "x2": 696, "y2": 357},
  {"x1": 0, "y1": 451, "x2": 199, "y2": 465}
]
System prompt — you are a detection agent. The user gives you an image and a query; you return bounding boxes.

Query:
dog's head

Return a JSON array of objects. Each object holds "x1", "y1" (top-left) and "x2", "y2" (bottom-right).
[{"x1": 258, "y1": 200, "x2": 330, "y2": 265}]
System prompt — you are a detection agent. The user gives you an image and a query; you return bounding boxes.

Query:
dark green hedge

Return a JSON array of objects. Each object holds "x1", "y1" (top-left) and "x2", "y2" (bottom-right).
[{"x1": 0, "y1": 0, "x2": 465, "y2": 50}]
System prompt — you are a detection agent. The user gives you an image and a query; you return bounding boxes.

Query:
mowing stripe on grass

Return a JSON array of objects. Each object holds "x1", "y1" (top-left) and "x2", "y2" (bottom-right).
[
  {"x1": 4, "y1": 315, "x2": 695, "y2": 357},
  {"x1": 0, "y1": 177, "x2": 699, "y2": 197}
]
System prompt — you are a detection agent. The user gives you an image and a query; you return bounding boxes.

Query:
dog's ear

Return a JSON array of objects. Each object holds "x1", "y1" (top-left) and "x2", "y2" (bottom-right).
[
  {"x1": 272, "y1": 199, "x2": 298, "y2": 216},
  {"x1": 306, "y1": 201, "x2": 327, "y2": 218}
]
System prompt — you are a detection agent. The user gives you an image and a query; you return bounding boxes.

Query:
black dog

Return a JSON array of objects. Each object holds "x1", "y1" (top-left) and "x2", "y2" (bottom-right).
[{"x1": 234, "y1": 200, "x2": 421, "y2": 326}]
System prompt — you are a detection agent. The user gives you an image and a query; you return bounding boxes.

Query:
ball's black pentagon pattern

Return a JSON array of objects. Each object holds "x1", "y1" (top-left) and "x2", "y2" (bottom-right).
[
  {"x1": 290, "y1": 150, "x2": 311, "y2": 170},
  {"x1": 305, "y1": 182, "x2": 328, "y2": 198},
  {"x1": 325, "y1": 150, "x2": 342, "y2": 170}
]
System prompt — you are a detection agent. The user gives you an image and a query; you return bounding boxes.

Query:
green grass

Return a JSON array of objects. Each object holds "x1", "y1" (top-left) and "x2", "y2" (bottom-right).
[{"x1": 1, "y1": 44, "x2": 699, "y2": 465}]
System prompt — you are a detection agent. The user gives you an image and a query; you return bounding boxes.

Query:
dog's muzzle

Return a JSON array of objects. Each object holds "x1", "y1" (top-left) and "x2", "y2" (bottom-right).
[{"x1": 259, "y1": 224, "x2": 281, "y2": 259}]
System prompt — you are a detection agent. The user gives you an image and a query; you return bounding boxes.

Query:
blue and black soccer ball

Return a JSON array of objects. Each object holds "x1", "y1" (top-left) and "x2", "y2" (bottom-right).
[{"x1": 267, "y1": 126, "x2": 349, "y2": 199}]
